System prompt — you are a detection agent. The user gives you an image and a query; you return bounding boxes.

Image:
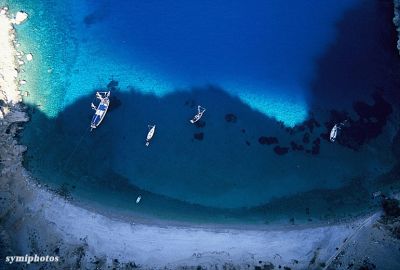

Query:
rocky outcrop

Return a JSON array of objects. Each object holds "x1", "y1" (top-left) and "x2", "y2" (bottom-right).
[
  {"x1": 26, "y1": 53, "x2": 33, "y2": 61},
  {"x1": 0, "y1": 105, "x2": 28, "y2": 177},
  {"x1": 392, "y1": 128, "x2": 400, "y2": 159},
  {"x1": 394, "y1": 0, "x2": 400, "y2": 53},
  {"x1": 13, "y1": 11, "x2": 28, "y2": 25},
  {"x1": 5, "y1": 109, "x2": 28, "y2": 123}
]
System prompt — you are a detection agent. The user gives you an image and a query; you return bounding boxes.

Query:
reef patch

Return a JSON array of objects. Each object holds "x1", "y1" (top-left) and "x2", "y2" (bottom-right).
[
  {"x1": 258, "y1": 136, "x2": 279, "y2": 145},
  {"x1": 273, "y1": 146, "x2": 289, "y2": 155},
  {"x1": 194, "y1": 132, "x2": 204, "y2": 141},
  {"x1": 290, "y1": 141, "x2": 304, "y2": 151},
  {"x1": 322, "y1": 92, "x2": 392, "y2": 150},
  {"x1": 225, "y1": 113, "x2": 237, "y2": 123}
]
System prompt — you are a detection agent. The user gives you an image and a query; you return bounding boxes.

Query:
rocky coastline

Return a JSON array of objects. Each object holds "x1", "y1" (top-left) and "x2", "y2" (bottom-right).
[{"x1": 394, "y1": 0, "x2": 400, "y2": 53}]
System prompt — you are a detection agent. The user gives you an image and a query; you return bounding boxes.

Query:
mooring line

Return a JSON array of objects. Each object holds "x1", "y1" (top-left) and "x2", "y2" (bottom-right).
[{"x1": 62, "y1": 127, "x2": 90, "y2": 171}]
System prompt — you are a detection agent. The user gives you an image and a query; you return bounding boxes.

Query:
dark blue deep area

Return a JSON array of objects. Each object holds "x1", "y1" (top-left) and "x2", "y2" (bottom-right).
[{"x1": 99, "y1": 0, "x2": 320, "y2": 83}]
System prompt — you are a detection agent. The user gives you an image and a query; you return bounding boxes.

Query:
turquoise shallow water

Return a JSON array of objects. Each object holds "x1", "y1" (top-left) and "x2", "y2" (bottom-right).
[{"x1": 3, "y1": 0, "x2": 400, "y2": 224}]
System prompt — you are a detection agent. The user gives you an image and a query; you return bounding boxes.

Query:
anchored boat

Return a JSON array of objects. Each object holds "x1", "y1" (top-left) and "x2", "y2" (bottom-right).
[
  {"x1": 90, "y1": 91, "x2": 110, "y2": 131},
  {"x1": 330, "y1": 120, "x2": 348, "y2": 142},
  {"x1": 190, "y1": 105, "x2": 206, "y2": 123},
  {"x1": 330, "y1": 124, "x2": 339, "y2": 142},
  {"x1": 145, "y1": 125, "x2": 156, "y2": 146},
  {"x1": 136, "y1": 195, "x2": 142, "y2": 204}
]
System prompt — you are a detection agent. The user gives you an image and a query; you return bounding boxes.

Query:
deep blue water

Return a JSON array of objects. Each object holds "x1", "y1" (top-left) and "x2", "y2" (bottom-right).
[
  {"x1": 75, "y1": 0, "x2": 359, "y2": 126},
  {"x1": 97, "y1": 0, "x2": 351, "y2": 85},
  {"x1": 3, "y1": 0, "x2": 399, "y2": 223}
]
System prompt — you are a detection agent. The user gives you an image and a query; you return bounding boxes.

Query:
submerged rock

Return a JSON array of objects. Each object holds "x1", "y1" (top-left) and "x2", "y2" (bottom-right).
[
  {"x1": 298, "y1": 125, "x2": 305, "y2": 132},
  {"x1": 107, "y1": 79, "x2": 118, "y2": 90},
  {"x1": 184, "y1": 99, "x2": 196, "y2": 108},
  {"x1": 313, "y1": 138, "x2": 321, "y2": 145},
  {"x1": 273, "y1": 146, "x2": 289, "y2": 155},
  {"x1": 83, "y1": 6, "x2": 107, "y2": 27},
  {"x1": 302, "y1": 133, "x2": 310, "y2": 144},
  {"x1": 225, "y1": 113, "x2": 237, "y2": 123},
  {"x1": 323, "y1": 92, "x2": 393, "y2": 150},
  {"x1": 258, "y1": 136, "x2": 278, "y2": 145},
  {"x1": 194, "y1": 132, "x2": 204, "y2": 141},
  {"x1": 14, "y1": 11, "x2": 28, "y2": 25},
  {"x1": 310, "y1": 138, "x2": 321, "y2": 155},
  {"x1": 311, "y1": 145, "x2": 320, "y2": 155},
  {"x1": 194, "y1": 120, "x2": 206, "y2": 128},
  {"x1": 26, "y1": 53, "x2": 33, "y2": 61},
  {"x1": 290, "y1": 141, "x2": 304, "y2": 151},
  {"x1": 304, "y1": 117, "x2": 320, "y2": 133},
  {"x1": 392, "y1": 128, "x2": 400, "y2": 159},
  {"x1": 382, "y1": 198, "x2": 400, "y2": 217},
  {"x1": 108, "y1": 96, "x2": 122, "y2": 112}
]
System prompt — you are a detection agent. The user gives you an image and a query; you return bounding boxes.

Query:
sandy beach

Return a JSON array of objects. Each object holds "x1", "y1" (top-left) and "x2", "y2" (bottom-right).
[
  {"x1": 0, "y1": 175, "x2": 386, "y2": 269},
  {"x1": 1, "y1": 4, "x2": 400, "y2": 270}
]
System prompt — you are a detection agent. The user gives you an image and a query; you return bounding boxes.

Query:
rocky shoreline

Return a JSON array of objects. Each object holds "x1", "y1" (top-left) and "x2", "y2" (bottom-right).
[
  {"x1": 0, "y1": 6, "x2": 29, "y2": 187},
  {"x1": 394, "y1": 0, "x2": 400, "y2": 54}
]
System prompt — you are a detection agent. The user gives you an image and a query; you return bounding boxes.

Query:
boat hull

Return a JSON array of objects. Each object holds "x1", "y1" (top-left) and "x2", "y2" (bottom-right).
[{"x1": 91, "y1": 92, "x2": 110, "y2": 130}]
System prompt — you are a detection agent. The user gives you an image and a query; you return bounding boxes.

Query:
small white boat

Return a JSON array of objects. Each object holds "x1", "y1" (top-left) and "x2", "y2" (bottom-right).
[
  {"x1": 330, "y1": 124, "x2": 339, "y2": 142},
  {"x1": 145, "y1": 125, "x2": 156, "y2": 146},
  {"x1": 90, "y1": 91, "x2": 110, "y2": 131},
  {"x1": 136, "y1": 195, "x2": 142, "y2": 204},
  {"x1": 330, "y1": 120, "x2": 348, "y2": 142},
  {"x1": 190, "y1": 105, "x2": 206, "y2": 123}
]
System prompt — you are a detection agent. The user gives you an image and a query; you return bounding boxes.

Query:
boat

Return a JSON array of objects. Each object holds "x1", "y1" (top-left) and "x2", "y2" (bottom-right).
[
  {"x1": 136, "y1": 195, "x2": 142, "y2": 204},
  {"x1": 330, "y1": 120, "x2": 348, "y2": 142},
  {"x1": 90, "y1": 91, "x2": 110, "y2": 131},
  {"x1": 145, "y1": 125, "x2": 156, "y2": 146},
  {"x1": 330, "y1": 124, "x2": 339, "y2": 142},
  {"x1": 190, "y1": 105, "x2": 206, "y2": 123}
]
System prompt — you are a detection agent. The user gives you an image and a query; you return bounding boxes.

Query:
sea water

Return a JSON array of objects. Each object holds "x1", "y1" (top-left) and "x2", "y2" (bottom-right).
[{"x1": 3, "y1": 0, "x2": 399, "y2": 224}]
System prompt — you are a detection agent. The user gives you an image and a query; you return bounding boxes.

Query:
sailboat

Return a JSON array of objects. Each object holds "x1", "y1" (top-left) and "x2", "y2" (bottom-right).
[
  {"x1": 190, "y1": 105, "x2": 206, "y2": 123},
  {"x1": 90, "y1": 91, "x2": 110, "y2": 131},
  {"x1": 145, "y1": 125, "x2": 156, "y2": 146},
  {"x1": 330, "y1": 120, "x2": 348, "y2": 142}
]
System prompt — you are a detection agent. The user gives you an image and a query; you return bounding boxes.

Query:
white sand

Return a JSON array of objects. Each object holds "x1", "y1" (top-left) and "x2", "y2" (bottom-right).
[
  {"x1": 2, "y1": 169, "x2": 380, "y2": 269},
  {"x1": 37, "y1": 187, "x2": 367, "y2": 267}
]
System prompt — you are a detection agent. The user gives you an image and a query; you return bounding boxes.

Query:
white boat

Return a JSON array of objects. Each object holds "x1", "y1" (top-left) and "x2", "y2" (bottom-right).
[
  {"x1": 90, "y1": 91, "x2": 110, "y2": 131},
  {"x1": 145, "y1": 125, "x2": 156, "y2": 146},
  {"x1": 330, "y1": 124, "x2": 339, "y2": 142},
  {"x1": 136, "y1": 195, "x2": 142, "y2": 204},
  {"x1": 330, "y1": 120, "x2": 348, "y2": 142},
  {"x1": 190, "y1": 105, "x2": 206, "y2": 123}
]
